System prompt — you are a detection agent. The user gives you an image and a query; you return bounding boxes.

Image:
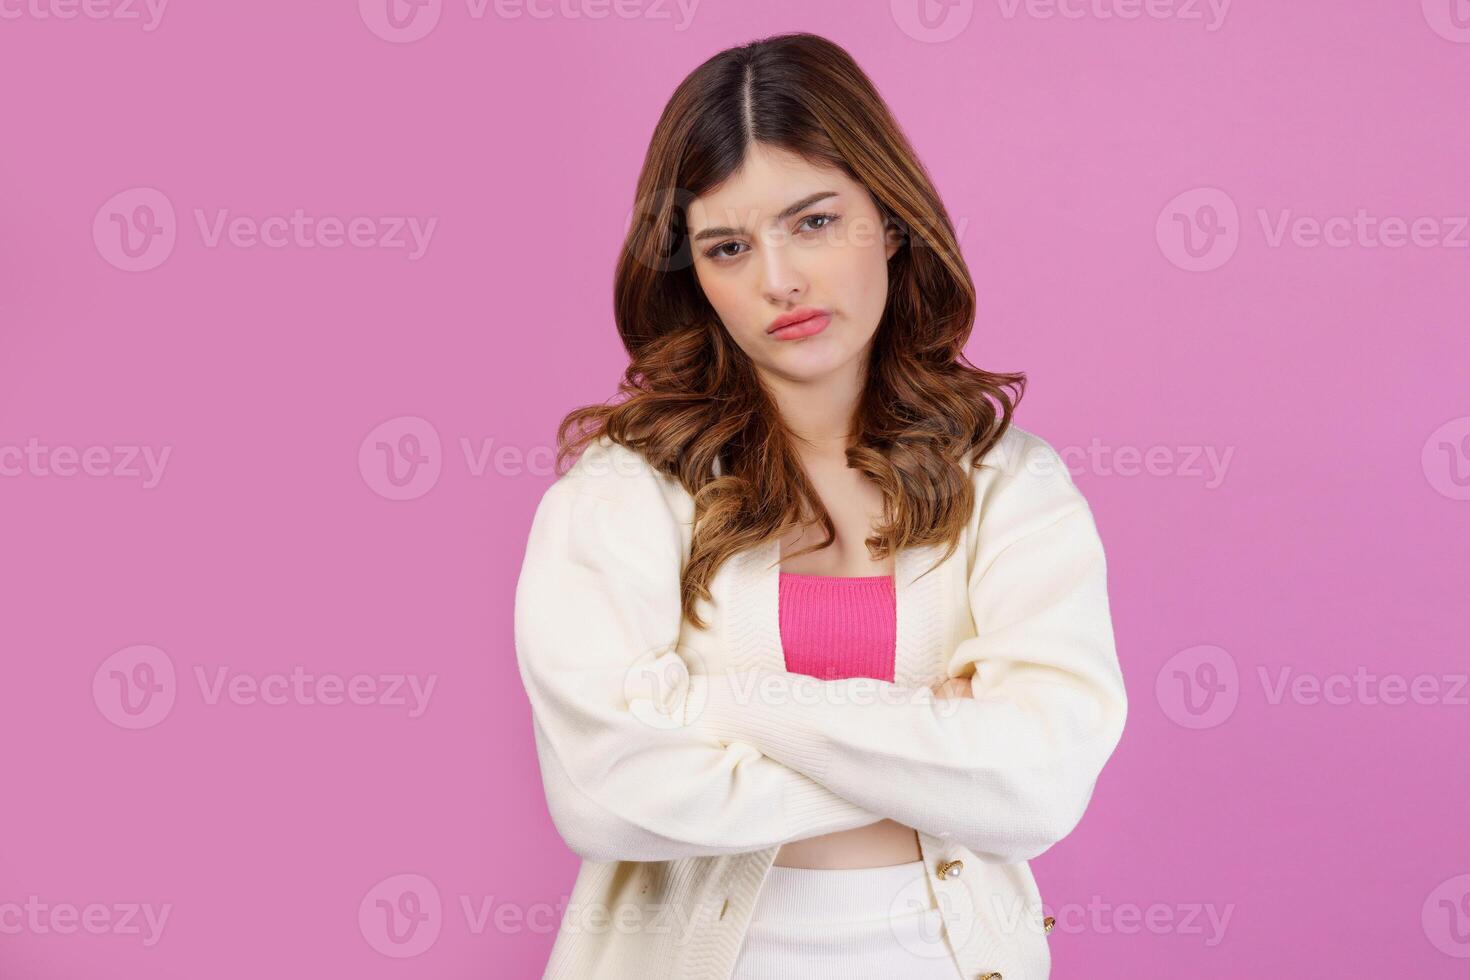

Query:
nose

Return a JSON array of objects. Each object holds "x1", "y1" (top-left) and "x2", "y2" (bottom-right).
[{"x1": 759, "y1": 229, "x2": 808, "y2": 305}]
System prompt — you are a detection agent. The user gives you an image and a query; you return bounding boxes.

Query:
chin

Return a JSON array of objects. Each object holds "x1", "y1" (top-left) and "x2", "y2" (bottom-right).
[{"x1": 762, "y1": 344, "x2": 859, "y2": 383}]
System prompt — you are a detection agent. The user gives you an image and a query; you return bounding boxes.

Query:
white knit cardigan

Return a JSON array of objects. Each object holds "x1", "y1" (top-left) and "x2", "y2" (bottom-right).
[{"x1": 513, "y1": 424, "x2": 1128, "y2": 980}]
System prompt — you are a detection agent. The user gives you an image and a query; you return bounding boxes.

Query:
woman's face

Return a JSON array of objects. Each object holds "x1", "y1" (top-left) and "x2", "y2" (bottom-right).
[{"x1": 687, "y1": 144, "x2": 900, "y2": 387}]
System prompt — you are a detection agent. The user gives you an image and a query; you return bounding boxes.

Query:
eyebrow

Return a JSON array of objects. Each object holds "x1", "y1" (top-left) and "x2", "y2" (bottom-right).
[{"x1": 690, "y1": 191, "x2": 839, "y2": 243}]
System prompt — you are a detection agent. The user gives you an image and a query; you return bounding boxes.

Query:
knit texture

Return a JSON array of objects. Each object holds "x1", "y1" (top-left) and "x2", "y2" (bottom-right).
[
  {"x1": 515, "y1": 425, "x2": 1127, "y2": 980},
  {"x1": 778, "y1": 572, "x2": 897, "y2": 682}
]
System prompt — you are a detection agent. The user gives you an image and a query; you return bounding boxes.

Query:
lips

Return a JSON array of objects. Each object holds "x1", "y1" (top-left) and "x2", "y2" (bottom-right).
[{"x1": 766, "y1": 308, "x2": 832, "y2": 341}]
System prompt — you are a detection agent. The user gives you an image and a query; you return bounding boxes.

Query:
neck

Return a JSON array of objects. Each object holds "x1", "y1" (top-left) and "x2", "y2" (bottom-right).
[{"x1": 758, "y1": 359, "x2": 866, "y2": 456}]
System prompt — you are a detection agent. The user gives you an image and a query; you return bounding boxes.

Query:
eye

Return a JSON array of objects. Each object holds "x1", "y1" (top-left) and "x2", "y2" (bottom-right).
[
  {"x1": 705, "y1": 240, "x2": 747, "y2": 261},
  {"x1": 798, "y1": 213, "x2": 839, "y2": 233}
]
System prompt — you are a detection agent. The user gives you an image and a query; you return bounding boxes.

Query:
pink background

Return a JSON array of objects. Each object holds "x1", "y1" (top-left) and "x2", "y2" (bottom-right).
[{"x1": 3, "y1": 1, "x2": 1469, "y2": 976}]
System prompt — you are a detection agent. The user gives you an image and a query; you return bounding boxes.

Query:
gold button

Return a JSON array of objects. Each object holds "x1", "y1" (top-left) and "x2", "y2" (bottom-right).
[
  {"x1": 979, "y1": 973, "x2": 1003, "y2": 979},
  {"x1": 937, "y1": 859, "x2": 964, "y2": 880},
  {"x1": 1043, "y1": 915, "x2": 1056, "y2": 934}
]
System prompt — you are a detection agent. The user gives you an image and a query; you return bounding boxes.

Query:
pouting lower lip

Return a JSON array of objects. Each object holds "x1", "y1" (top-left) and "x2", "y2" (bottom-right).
[{"x1": 768, "y1": 313, "x2": 828, "y2": 334}]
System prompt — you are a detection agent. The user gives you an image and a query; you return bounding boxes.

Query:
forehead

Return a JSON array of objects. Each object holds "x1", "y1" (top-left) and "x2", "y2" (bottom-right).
[{"x1": 689, "y1": 145, "x2": 857, "y2": 223}]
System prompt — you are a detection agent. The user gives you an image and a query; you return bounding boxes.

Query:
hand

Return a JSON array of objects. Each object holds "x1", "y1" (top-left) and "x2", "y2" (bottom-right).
[{"x1": 930, "y1": 676, "x2": 974, "y2": 699}]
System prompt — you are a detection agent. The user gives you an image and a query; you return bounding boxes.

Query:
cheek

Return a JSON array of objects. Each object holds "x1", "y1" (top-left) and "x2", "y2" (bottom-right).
[
  {"x1": 695, "y1": 266, "x2": 736, "y2": 319},
  {"x1": 830, "y1": 242, "x2": 889, "y2": 316},
  {"x1": 696, "y1": 268, "x2": 763, "y2": 345}
]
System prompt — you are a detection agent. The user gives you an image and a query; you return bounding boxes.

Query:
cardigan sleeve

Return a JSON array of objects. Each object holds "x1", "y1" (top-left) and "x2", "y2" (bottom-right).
[
  {"x1": 513, "y1": 441, "x2": 883, "y2": 864},
  {"x1": 691, "y1": 436, "x2": 1128, "y2": 865}
]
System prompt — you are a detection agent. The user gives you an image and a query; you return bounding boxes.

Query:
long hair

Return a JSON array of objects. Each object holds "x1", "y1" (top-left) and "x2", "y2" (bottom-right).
[{"x1": 557, "y1": 31, "x2": 1026, "y2": 630}]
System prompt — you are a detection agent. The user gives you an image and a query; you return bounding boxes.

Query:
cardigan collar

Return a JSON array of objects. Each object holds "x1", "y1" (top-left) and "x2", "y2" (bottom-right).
[
  {"x1": 711, "y1": 446, "x2": 954, "y2": 689},
  {"x1": 721, "y1": 519, "x2": 952, "y2": 691}
]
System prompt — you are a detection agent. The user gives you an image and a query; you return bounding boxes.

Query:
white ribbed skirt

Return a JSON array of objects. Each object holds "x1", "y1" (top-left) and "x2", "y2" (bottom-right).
[{"x1": 729, "y1": 860, "x2": 966, "y2": 979}]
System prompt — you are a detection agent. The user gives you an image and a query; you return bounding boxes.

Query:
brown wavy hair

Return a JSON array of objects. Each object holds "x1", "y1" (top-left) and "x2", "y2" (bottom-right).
[{"x1": 556, "y1": 31, "x2": 1026, "y2": 630}]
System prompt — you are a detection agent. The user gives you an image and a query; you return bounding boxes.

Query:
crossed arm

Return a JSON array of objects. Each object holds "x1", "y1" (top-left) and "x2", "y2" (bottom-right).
[{"x1": 513, "y1": 443, "x2": 1127, "y2": 865}]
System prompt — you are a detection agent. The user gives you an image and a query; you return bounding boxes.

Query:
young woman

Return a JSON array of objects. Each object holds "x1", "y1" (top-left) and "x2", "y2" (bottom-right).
[{"x1": 514, "y1": 32, "x2": 1127, "y2": 980}]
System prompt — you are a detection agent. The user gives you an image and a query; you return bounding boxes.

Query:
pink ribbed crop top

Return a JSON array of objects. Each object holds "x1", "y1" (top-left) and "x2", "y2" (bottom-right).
[{"x1": 777, "y1": 571, "x2": 897, "y2": 682}]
